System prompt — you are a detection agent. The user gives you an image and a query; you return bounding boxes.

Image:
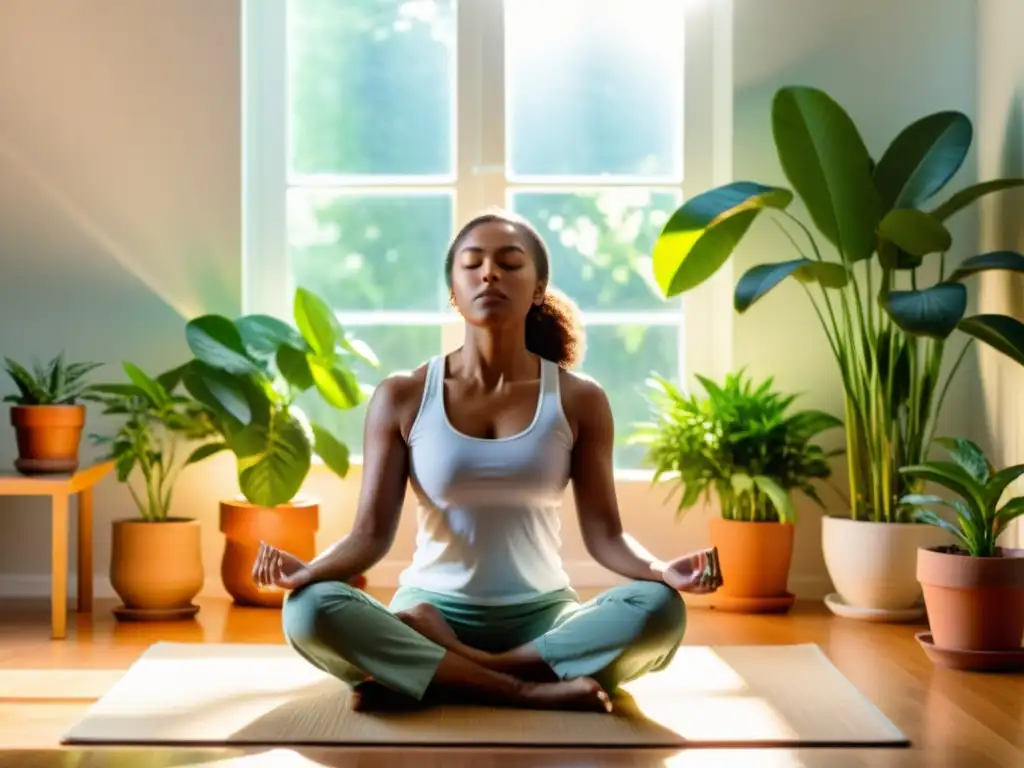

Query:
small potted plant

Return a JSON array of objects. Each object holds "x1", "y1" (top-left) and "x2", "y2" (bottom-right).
[
  {"x1": 3, "y1": 354, "x2": 102, "y2": 474},
  {"x1": 632, "y1": 369, "x2": 843, "y2": 612},
  {"x1": 899, "y1": 437, "x2": 1024, "y2": 668},
  {"x1": 180, "y1": 287, "x2": 377, "y2": 607},
  {"x1": 89, "y1": 362, "x2": 218, "y2": 620}
]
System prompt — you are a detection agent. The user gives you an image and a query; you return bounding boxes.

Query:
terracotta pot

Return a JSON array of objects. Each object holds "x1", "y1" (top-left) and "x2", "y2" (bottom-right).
[
  {"x1": 917, "y1": 545, "x2": 1024, "y2": 652},
  {"x1": 822, "y1": 516, "x2": 953, "y2": 611},
  {"x1": 10, "y1": 404, "x2": 86, "y2": 474},
  {"x1": 110, "y1": 518, "x2": 204, "y2": 615},
  {"x1": 708, "y1": 517, "x2": 794, "y2": 609},
  {"x1": 220, "y1": 498, "x2": 319, "y2": 607}
]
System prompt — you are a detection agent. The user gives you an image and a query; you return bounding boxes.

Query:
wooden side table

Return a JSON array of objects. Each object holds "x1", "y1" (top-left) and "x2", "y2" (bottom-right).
[{"x1": 0, "y1": 461, "x2": 114, "y2": 639}]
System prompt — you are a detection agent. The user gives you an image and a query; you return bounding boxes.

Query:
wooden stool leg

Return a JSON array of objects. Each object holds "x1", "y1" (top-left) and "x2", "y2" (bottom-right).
[
  {"x1": 77, "y1": 487, "x2": 94, "y2": 613},
  {"x1": 51, "y1": 493, "x2": 69, "y2": 640}
]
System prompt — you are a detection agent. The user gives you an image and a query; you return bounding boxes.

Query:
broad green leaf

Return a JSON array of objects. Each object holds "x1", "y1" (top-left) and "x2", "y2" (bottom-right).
[
  {"x1": 231, "y1": 411, "x2": 312, "y2": 507},
  {"x1": 901, "y1": 492, "x2": 976, "y2": 548},
  {"x1": 878, "y1": 242, "x2": 924, "y2": 270},
  {"x1": 947, "y1": 251, "x2": 1024, "y2": 283},
  {"x1": 186, "y1": 442, "x2": 228, "y2": 465},
  {"x1": 276, "y1": 345, "x2": 314, "y2": 391},
  {"x1": 236, "y1": 314, "x2": 305, "y2": 360},
  {"x1": 984, "y1": 463, "x2": 1024, "y2": 510},
  {"x1": 123, "y1": 362, "x2": 169, "y2": 408},
  {"x1": 753, "y1": 475, "x2": 796, "y2": 523},
  {"x1": 899, "y1": 461, "x2": 986, "y2": 516},
  {"x1": 931, "y1": 178, "x2": 1024, "y2": 222},
  {"x1": 730, "y1": 472, "x2": 755, "y2": 495},
  {"x1": 957, "y1": 314, "x2": 1024, "y2": 368},
  {"x1": 309, "y1": 358, "x2": 362, "y2": 410},
  {"x1": 734, "y1": 258, "x2": 848, "y2": 312},
  {"x1": 784, "y1": 409, "x2": 844, "y2": 439},
  {"x1": 652, "y1": 181, "x2": 793, "y2": 298},
  {"x1": 877, "y1": 208, "x2": 952, "y2": 256},
  {"x1": 873, "y1": 111, "x2": 973, "y2": 210},
  {"x1": 883, "y1": 284, "x2": 967, "y2": 338},
  {"x1": 155, "y1": 363, "x2": 190, "y2": 393},
  {"x1": 934, "y1": 436, "x2": 990, "y2": 484},
  {"x1": 186, "y1": 315, "x2": 259, "y2": 375},
  {"x1": 771, "y1": 86, "x2": 881, "y2": 262},
  {"x1": 995, "y1": 497, "x2": 1024, "y2": 540},
  {"x1": 795, "y1": 261, "x2": 850, "y2": 288},
  {"x1": 294, "y1": 288, "x2": 340, "y2": 359},
  {"x1": 312, "y1": 424, "x2": 350, "y2": 479},
  {"x1": 340, "y1": 335, "x2": 380, "y2": 368},
  {"x1": 911, "y1": 508, "x2": 971, "y2": 551},
  {"x1": 115, "y1": 451, "x2": 136, "y2": 483},
  {"x1": 182, "y1": 361, "x2": 253, "y2": 428}
]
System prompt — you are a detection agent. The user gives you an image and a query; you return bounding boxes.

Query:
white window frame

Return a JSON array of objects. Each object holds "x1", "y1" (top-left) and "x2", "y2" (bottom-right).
[{"x1": 242, "y1": 0, "x2": 735, "y2": 474}]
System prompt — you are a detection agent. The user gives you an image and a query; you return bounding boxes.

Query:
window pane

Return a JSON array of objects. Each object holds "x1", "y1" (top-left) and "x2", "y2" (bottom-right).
[
  {"x1": 580, "y1": 324, "x2": 680, "y2": 470},
  {"x1": 288, "y1": 0, "x2": 455, "y2": 176},
  {"x1": 510, "y1": 189, "x2": 680, "y2": 312},
  {"x1": 505, "y1": 0, "x2": 684, "y2": 179},
  {"x1": 289, "y1": 191, "x2": 453, "y2": 311},
  {"x1": 296, "y1": 325, "x2": 441, "y2": 456}
]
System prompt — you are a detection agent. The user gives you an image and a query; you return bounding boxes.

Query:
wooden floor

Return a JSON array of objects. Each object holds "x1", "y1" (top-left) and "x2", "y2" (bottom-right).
[{"x1": 0, "y1": 590, "x2": 1021, "y2": 768}]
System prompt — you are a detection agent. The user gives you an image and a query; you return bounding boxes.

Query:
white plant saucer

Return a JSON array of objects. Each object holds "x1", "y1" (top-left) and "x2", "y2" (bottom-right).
[{"x1": 824, "y1": 592, "x2": 926, "y2": 623}]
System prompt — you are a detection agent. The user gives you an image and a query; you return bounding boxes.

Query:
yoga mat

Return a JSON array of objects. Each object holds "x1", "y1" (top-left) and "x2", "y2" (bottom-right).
[{"x1": 61, "y1": 642, "x2": 908, "y2": 748}]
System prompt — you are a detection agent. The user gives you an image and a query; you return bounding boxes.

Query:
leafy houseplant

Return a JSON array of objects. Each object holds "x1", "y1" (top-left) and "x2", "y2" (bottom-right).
[
  {"x1": 899, "y1": 437, "x2": 1024, "y2": 664},
  {"x1": 650, "y1": 85, "x2": 1024, "y2": 614},
  {"x1": 632, "y1": 369, "x2": 842, "y2": 612},
  {"x1": 88, "y1": 362, "x2": 218, "y2": 620},
  {"x1": 3, "y1": 354, "x2": 102, "y2": 474},
  {"x1": 181, "y1": 287, "x2": 377, "y2": 606}
]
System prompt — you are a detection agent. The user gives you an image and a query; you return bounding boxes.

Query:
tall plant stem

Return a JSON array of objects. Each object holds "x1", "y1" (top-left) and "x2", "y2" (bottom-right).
[
  {"x1": 925, "y1": 338, "x2": 975, "y2": 450},
  {"x1": 776, "y1": 214, "x2": 845, "y2": 350}
]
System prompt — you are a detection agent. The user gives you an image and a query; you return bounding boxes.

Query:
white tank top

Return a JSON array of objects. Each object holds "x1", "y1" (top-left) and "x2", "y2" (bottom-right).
[{"x1": 399, "y1": 354, "x2": 574, "y2": 604}]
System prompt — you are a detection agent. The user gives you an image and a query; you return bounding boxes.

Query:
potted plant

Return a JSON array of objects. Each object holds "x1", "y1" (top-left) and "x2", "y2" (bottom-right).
[
  {"x1": 632, "y1": 369, "x2": 842, "y2": 612},
  {"x1": 649, "y1": 84, "x2": 1024, "y2": 616},
  {"x1": 88, "y1": 361, "x2": 218, "y2": 620},
  {"x1": 899, "y1": 437, "x2": 1024, "y2": 668},
  {"x1": 180, "y1": 287, "x2": 377, "y2": 607},
  {"x1": 3, "y1": 354, "x2": 102, "y2": 475}
]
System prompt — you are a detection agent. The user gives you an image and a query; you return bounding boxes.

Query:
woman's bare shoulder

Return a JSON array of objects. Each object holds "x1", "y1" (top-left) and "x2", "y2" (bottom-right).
[
  {"x1": 371, "y1": 362, "x2": 432, "y2": 438},
  {"x1": 557, "y1": 367, "x2": 612, "y2": 428}
]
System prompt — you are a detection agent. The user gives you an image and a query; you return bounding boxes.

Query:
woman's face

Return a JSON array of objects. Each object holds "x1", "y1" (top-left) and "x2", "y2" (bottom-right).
[{"x1": 449, "y1": 221, "x2": 544, "y2": 327}]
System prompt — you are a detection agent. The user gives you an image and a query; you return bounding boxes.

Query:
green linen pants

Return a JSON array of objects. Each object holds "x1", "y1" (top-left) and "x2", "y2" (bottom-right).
[{"x1": 281, "y1": 579, "x2": 686, "y2": 701}]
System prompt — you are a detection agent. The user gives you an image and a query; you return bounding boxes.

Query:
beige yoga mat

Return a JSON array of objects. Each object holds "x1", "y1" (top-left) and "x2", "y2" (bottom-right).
[{"x1": 61, "y1": 642, "x2": 908, "y2": 748}]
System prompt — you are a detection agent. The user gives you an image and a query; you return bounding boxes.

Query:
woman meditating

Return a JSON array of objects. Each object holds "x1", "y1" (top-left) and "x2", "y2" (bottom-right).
[{"x1": 252, "y1": 210, "x2": 720, "y2": 714}]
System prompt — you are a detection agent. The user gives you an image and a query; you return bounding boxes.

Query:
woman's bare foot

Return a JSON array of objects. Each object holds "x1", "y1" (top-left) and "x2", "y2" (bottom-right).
[
  {"x1": 521, "y1": 677, "x2": 613, "y2": 713},
  {"x1": 350, "y1": 680, "x2": 422, "y2": 712}
]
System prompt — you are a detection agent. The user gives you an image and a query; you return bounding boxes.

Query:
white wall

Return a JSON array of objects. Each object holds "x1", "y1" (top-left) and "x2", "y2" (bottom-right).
[
  {"x1": 976, "y1": 0, "x2": 1024, "y2": 547},
  {"x1": 0, "y1": 0, "x2": 1017, "y2": 602}
]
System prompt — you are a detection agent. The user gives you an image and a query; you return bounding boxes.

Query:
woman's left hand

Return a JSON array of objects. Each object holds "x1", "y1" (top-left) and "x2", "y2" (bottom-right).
[{"x1": 662, "y1": 548, "x2": 721, "y2": 594}]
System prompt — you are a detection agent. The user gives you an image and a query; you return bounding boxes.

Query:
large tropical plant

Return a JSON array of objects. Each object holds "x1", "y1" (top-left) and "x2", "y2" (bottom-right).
[
  {"x1": 899, "y1": 437, "x2": 1024, "y2": 557},
  {"x1": 651, "y1": 85, "x2": 1024, "y2": 523},
  {"x1": 631, "y1": 369, "x2": 843, "y2": 523},
  {"x1": 180, "y1": 287, "x2": 378, "y2": 507},
  {"x1": 88, "y1": 362, "x2": 217, "y2": 521}
]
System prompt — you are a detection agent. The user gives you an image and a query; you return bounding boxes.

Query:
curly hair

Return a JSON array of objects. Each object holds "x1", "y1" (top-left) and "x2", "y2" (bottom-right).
[{"x1": 445, "y1": 209, "x2": 586, "y2": 369}]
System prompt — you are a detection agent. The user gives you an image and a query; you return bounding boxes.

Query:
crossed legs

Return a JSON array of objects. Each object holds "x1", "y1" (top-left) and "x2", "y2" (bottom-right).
[{"x1": 282, "y1": 580, "x2": 686, "y2": 712}]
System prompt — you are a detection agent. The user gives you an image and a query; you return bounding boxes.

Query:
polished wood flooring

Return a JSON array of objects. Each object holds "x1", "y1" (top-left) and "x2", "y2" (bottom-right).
[{"x1": 1, "y1": 590, "x2": 1021, "y2": 767}]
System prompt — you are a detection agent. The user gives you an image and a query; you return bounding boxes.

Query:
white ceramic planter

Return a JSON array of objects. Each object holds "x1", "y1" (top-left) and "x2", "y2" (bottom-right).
[{"x1": 822, "y1": 516, "x2": 953, "y2": 611}]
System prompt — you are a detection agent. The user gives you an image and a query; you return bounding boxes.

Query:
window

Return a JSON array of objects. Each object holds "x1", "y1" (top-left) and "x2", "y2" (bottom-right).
[{"x1": 243, "y1": 0, "x2": 732, "y2": 471}]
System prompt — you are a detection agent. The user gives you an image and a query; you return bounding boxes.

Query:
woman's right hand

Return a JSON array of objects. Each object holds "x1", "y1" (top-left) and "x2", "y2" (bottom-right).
[{"x1": 252, "y1": 541, "x2": 313, "y2": 591}]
